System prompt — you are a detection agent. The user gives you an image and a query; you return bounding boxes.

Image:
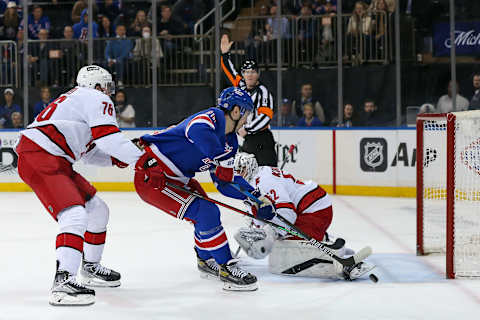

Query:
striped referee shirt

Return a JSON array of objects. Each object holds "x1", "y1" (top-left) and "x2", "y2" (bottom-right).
[{"x1": 221, "y1": 53, "x2": 274, "y2": 134}]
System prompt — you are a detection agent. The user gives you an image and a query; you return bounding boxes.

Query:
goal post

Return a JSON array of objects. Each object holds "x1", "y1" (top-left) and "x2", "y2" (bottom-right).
[{"x1": 417, "y1": 111, "x2": 480, "y2": 279}]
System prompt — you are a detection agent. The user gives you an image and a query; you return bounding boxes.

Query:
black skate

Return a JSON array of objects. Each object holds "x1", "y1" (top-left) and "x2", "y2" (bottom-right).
[
  {"x1": 219, "y1": 259, "x2": 258, "y2": 291},
  {"x1": 196, "y1": 249, "x2": 219, "y2": 280},
  {"x1": 49, "y1": 270, "x2": 95, "y2": 306},
  {"x1": 79, "y1": 259, "x2": 121, "y2": 287}
]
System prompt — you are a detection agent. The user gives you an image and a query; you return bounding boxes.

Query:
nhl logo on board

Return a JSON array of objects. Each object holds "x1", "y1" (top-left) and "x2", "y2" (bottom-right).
[{"x1": 360, "y1": 138, "x2": 388, "y2": 172}]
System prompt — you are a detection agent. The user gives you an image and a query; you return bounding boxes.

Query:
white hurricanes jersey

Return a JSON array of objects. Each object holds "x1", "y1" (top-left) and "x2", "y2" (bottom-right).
[
  {"x1": 251, "y1": 166, "x2": 332, "y2": 225},
  {"x1": 20, "y1": 86, "x2": 142, "y2": 165}
]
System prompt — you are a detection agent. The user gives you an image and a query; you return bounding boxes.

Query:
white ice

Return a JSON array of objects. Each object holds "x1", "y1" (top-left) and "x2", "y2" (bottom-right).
[{"x1": 0, "y1": 192, "x2": 479, "y2": 320}]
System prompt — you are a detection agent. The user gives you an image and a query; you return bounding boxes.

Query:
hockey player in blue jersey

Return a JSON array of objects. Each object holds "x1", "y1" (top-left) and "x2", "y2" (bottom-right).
[{"x1": 133, "y1": 87, "x2": 276, "y2": 291}]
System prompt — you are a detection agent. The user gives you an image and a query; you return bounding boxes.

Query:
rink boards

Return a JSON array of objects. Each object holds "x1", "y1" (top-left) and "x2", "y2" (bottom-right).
[{"x1": 0, "y1": 128, "x2": 416, "y2": 197}]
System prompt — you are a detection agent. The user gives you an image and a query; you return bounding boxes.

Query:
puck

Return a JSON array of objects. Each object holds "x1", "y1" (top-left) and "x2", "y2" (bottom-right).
[{"x1": 369, "y1": 274, "x2": 379, "y2": 283}]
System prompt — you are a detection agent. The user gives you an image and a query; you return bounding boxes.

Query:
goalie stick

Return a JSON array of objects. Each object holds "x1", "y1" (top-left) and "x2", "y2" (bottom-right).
[
  {"x1": 228, "y1": 183, "x2": 373, "y2": 272},
  {"x1": 164, "y1": 181, "x2": 344, "y2": 249},
  {"x1": 166, "y1": 181, "x2": 371, "y2": 272}
]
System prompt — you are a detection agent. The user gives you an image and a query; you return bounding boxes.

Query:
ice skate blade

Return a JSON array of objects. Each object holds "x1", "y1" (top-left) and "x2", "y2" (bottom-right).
[
  {"x1": 79, "y1": 275, "x2": 121, "y2": 288},
  {"x1": 222, "y1": 282, "x2": 258, "y2": 292},
  {"x1": 199, "y1": 272, "x2": 219, "y2": 281},
  {"x1": 49, "y1": 292, "x2": 95, "y2": 306}
]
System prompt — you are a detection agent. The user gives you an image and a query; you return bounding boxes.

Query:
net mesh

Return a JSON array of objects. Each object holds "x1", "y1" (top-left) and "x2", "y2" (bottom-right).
[
  {"x1": 421, "y1": 112, "x2": 480, "y2": 277},
  {"x1": 422, "y1": 118, "x2": 447, "y2": 254},
  {"x1": 453, "y1": 112, "x2": 480, "y2": 277}
]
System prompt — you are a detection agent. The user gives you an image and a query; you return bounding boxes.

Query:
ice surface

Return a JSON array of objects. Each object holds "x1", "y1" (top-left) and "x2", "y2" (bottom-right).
[{"x1": 0, "y1": 192, "x2": 479, "y2": 320}]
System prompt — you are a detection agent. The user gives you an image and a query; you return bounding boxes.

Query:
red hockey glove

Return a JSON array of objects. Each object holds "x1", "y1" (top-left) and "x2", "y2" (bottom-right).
[
  {"x1": 215, "y1": 166, "x2": 234, "y2": 182},
  {"x1": 131, "y1": 138, "x2": 148, "y2": 150},
  {"x1": 214, "y1": 158, "x2": 235, "y2": 182},
  {"x1": 139, "y1": 156, "x2": 166, "y2": 190},
  {"x1": 111, "y1": 157, "x2": 128, "y2": 168}
]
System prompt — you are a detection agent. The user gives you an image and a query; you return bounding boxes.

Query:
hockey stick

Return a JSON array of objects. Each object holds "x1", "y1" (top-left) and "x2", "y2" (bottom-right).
[
  {"x1": 164, "y1": 181, "x2": 344, "y2": 250},
  {"x1": 228, "y1": 182, "x2": 372, "y2": 269},
  {"x1": 280, "y1": 144, "x2": 295, "y2": 170}
]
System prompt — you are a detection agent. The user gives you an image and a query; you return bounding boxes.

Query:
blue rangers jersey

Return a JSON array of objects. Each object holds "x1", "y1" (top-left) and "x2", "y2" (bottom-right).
[{"x1": 141, "y1": 107, "x2": 253, "y2": 199}]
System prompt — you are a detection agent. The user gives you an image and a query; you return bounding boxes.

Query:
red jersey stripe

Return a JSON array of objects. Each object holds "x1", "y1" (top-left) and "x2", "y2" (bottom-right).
[
  {"x1": 297, "y1": 186, "x2": 327, "y2": 214},
  {"x1": 91, "y1": 125, "x2": 120, "y2": 140},
  {"x1": 276, "y1": 202, "x2": 296, "y2": 210},
  {"x1": 35, "y1": 124, "x2": 76, "y2": 160}
]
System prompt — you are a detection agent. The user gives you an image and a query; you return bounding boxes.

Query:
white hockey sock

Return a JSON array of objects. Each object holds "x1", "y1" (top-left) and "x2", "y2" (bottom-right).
[
  {"x1": 83, "y1": 196, "x2": 110, "y2": 263},
  {"x1": 56, "y1": 205, "x2": 88, "y2": 275}
]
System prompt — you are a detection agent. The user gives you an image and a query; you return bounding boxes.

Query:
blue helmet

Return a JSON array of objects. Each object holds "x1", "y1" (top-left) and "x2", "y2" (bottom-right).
[{"x1": 217, "y1": 87, "x2": 254, "y2": 116}]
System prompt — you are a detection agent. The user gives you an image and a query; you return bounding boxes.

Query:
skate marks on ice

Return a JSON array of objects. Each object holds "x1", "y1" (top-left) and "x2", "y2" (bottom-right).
[{"x1": 236, "y1": 253, "x2": 443, "y2": 284}]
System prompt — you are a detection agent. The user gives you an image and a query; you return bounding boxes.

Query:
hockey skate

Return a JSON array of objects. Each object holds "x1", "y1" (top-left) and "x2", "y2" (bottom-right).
[
  {"x1": 79, "y1": 259, "x2": 121, "y2": 287},
  {"x1": 196, "y1": 249, "x2": 219, "y2": 280},
  {"x1": 49, "y1": 270, "x2": 95, "y2": 306},
  {"x1": 219, "y1": 259, "x2": 258, "y2": 291}
]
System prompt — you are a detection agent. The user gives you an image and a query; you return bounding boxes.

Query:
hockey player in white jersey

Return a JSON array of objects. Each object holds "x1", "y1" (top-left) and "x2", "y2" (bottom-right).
[
  {"x1": 233, "y1": 153, "x2": 374, "y2": 280},
  {"x1": 15, "y1": 65, "x2": 144, "y2": 306}
]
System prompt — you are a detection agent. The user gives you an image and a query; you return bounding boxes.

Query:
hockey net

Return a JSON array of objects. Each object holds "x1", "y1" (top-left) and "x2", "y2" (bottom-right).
[{"x1": 417, "y1": 111, "x2": 480, "y2": 278}]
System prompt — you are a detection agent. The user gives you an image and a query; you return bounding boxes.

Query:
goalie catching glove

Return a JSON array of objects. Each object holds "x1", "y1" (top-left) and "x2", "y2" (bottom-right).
[{"x1": 244, "y1": 189, "x2": 276, "y2": 220}]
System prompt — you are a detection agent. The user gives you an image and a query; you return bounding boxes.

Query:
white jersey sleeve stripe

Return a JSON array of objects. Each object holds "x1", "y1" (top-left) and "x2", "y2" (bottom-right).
[{"x1": 184, "y1": 115, "x2": 216, "y2": 142}]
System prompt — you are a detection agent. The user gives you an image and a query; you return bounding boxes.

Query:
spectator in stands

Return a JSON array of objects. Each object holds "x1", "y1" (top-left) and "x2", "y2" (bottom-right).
[
  {"x1": 173, "y1": 0, "x2": 206, "y2": 34},
  {"x1": 129, "y1": 9, "x2": 150, "y2": 37},
  {"x1": 133, "y1": 25, "x2": 163, "y2": 60},
  {"x1": 245, "y1": 4, "x2": 270, "y2": 59},
  {"x1": 72, "y1": 0, "x2": 88, "y2": 24},
  {"x1": 158, "y1": 5, "x2": 185, "y2": 36},
  {"x1": 313, "y1": 0, "x2": 337, "y2": 14},
  {"x1": 271, "y1": 99, "x2": 298, "y2": 127},
  {"x1": 73, "y1": 9, "x2": 99, "y2": 40},
  {"x1": 346, "y1": 1, "x2": 372, "y2": 64},
  {"x1": 297, "y1": 4, "x2": 316, "y2": 62},
  {"x1": 59, "y1": 26, "x2": 78, "y2": 87},
  {"x1": 105, "y1": 24, "x2": 132, "y2": 87},
  {"x1": 292, "y1": 83, "x2": 326, "y2": 123},
  {"x1": 0, "y1": 2, "x2": 20, "y2": 41},
  {"x1": 98, "y1": 16, "x2": 114, "y2": 38},
  {"x1": 436, "y1": 81, "x2": 469, "y2": 113},
  {"x1": 33, "y1": 86, "x2": 52, "y2": 118},
  {"x1": 266, "y1": 5, "x2": 291, "y2": 40},
  {"x1": 469, "y1": 73, "x2": 480, "y2": 110},
  {"x1": 297, "y1": 103, "x2": 323, "y2": 127},
  {"x1": 98, "y1": 0, "x2": 121, "y2": 26},
  {"x1": 114, "y1": 90, "x2": 136, "y2": 128},
  {"x1": 331, "y1": 103, "x2": 358, "y2": 127},
  {"x1": 358, "y1": 98, "x2": 384, "y2": 126},
  {"x1": 0, "y1": 88, "x2": 21, "y2": 129},
  {"x1": 29, "y1": 28, "x2": 54, "y2": 86},
  {"x1": 9, "y1": 112, "x2": 23, "y2": 129},
  {"x1": 371, "y1": 0, "x2": 389, "y2": 60},
  {"x1": 369, "y1": 0, "x2": 396, "y2": 13},
  {"x1": 20, "y1": 5, "x2": 50, "y2": 40}
]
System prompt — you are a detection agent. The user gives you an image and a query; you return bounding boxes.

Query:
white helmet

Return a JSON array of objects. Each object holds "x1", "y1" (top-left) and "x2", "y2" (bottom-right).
[
  {"x1": 76, "y1": 65, "x2": 115, "y2": 95},
  {"x1": 234, "y1": 152, "x2": 259, "y2": 183}
]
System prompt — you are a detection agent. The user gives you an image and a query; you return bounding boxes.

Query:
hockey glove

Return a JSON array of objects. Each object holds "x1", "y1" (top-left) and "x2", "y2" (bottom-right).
[
  {"x1": 131, "y1": 138, "x2": 148, "y2": 150},
  {"x1": 214, "y1": 158, "x2": 235, "y2": 182},
  {"x1": 139, "y1": 156, "x2": 166, "y2": 190},
  {"x1": 111, "y1": 157, "x2": 128, "y2": 168},
  {"x1": 244, "y1": 190, "x2": 276, "y2": 221}
]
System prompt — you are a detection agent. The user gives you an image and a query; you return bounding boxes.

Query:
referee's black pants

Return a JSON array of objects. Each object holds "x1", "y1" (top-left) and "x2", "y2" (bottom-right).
[{"x1": 241, "y1": 129, "x2": 278, "y2": 167}]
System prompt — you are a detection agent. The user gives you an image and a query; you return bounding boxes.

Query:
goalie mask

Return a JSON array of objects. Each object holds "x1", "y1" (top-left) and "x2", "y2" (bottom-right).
[{"x1": 234, "y1": 152, "x2": 259, "y2": 183}]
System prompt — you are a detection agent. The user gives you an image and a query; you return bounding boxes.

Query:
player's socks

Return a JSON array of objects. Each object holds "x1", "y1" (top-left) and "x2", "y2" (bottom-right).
[
  {"x1": 79, "y1": 259, "x2": 121, "y2": 287},
  {"x1": 219, "y1": 259, "x2": 258, "y2": 291},
  {"x1": 49, "y1": 262, "x2": 95, "y2": 306},
  {"x1": 196, "y1": 248, "x2": 220, "y2": 279}
]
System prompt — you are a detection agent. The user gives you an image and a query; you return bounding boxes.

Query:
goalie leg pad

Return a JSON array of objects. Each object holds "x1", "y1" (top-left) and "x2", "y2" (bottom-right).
[{"x1": 268, "y1": 240, "x2": 344, "y2": 278}]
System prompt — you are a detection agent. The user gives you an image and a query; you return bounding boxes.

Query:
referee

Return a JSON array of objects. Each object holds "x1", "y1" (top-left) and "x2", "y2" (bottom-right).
[{"x1": 220, "y1": 34, "x2": 278, "y2": 167}]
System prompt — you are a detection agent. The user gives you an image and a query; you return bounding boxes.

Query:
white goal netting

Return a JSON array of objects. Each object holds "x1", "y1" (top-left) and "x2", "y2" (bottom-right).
[{"x1": 420, "y1": 112, "x2": 480, "y2": 278}]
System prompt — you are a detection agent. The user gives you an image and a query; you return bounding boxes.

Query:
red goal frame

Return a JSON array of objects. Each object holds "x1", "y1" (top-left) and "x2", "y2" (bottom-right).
[{"x1": 416, "y1": 113, "x2": 456, "y2": 279}]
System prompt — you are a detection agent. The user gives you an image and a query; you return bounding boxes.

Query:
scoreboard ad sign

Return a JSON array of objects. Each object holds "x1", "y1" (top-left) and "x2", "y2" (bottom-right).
[{"x1": 433, "y1": 21, "x2": 480, "y2": 57}]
